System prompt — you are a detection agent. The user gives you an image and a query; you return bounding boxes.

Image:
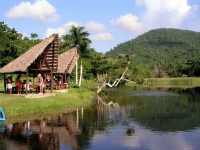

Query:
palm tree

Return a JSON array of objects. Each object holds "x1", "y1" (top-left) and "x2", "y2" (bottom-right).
[
  {"x1": 30, "y1": 33, "x2": 38, "y2": 43},
  {"x1": 62, "y1": 25, "x2": 91, "y2": 56}
]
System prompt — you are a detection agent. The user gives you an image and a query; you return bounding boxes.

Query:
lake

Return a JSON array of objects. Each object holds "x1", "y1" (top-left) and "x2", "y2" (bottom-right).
[{"x1": 1, "y1": 86, "x2": 200, "y2": 150}]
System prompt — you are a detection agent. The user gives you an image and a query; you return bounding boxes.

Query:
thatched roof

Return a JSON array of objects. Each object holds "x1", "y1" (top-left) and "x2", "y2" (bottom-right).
[
  {"x1": 57, "y1": 47, "x2": 79, "y2": 74},
  {"x1": 0, "y1": 34, "x2": 59, "y2": 74},
  {"x1": 67, "y1": 55, "x2": 79, "y2": 73}
]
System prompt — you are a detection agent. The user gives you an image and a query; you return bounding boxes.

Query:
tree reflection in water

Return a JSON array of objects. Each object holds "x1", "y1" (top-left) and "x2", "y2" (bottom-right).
[
  {"x1": 97, "y1": 95, "x2": 119, "y2": 107},
  {"x1": 97, "y1": 95, "x2": 135, "y2": 136}
]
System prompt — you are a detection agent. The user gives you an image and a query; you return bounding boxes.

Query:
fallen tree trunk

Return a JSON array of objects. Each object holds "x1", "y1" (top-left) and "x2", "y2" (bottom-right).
[{"x1": 97, "y1": 62, "x2": 136, "y2": 95}]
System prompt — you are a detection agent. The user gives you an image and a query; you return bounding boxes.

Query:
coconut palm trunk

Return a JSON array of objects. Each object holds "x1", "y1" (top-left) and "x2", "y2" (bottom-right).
[
  {"x1": 79, "y1": 60, "x2": 83, "y2": 86},
  {"x1": 76, "y1": 61, "x2": 78, "y2": 84}
]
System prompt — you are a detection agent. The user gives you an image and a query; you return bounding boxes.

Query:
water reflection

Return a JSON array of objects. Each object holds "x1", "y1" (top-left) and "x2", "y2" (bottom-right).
[
  {"x1": 1, "y1": 87, "x2": 200, "y2": 149},
  {"x1": 97, "y1": 95, "x2": 119, "y2": 107},
  {"x1": 0, "y1": 113, "x2": 82, "y2": 150},
  {"x1": 129, "y1": 87, "x2": 200, "y2": 132}
]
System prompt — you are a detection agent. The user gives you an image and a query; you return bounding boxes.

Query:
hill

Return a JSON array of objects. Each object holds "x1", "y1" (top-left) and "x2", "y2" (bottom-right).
[
  {"x1": 106, "y1": 28, "x2": 200, "y2": 62},
  {"x1": 105, "y1": 28, "x2": 200, "y2": 77}
]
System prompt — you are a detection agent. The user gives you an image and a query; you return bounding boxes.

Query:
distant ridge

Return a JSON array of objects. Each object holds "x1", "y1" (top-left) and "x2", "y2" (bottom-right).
[{"x1": 106, "y1": 28, "x2": 200, "y2": 65}]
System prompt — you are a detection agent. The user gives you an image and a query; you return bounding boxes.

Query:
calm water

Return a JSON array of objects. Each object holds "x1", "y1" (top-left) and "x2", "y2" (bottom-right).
[{"x1": 1, "y1": 86, "x2": 200, "y2": 150}]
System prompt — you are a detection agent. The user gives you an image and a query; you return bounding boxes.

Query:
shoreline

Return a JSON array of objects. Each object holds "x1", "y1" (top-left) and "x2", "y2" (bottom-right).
[{"x1": 0, "y1": 86, "x2": 95, "y2": 124}]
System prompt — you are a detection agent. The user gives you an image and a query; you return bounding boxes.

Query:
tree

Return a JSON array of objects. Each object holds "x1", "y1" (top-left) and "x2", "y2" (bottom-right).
[
  {"x1": 96, "y1": 54, "x2": 136, "y2": 94},
  {"x1": 97, "y1": 62, "x2": 136, "y2": 95},
  {"x1": 23, "y1": 36, "x2": 29, "y2": 42},
  {"x1": 0, "y1": 22, "x2": 23, "y2": 67},
  {"x1": 62, "y1": 26, "x2": 91, "y2": 56},
  {"x1": 91, "y1": 53, "x2": 112, "y2": 77},
  {"x1": 30, "y1": 33, "x2": 38, "y2": 42}
]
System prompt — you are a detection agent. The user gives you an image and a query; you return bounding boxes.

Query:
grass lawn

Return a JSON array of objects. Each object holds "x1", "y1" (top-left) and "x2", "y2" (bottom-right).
[{"x1": 0, "y1": 79, "x2": 97, "y2": 122}]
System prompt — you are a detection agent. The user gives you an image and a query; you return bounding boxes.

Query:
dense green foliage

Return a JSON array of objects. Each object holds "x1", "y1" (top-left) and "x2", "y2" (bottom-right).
[
  {"x1": 0, "y1": 22, "x2": 42, "y2": 68},
  {"x1": 106, "y1": 28, "x2": 200, "y2": 78}
]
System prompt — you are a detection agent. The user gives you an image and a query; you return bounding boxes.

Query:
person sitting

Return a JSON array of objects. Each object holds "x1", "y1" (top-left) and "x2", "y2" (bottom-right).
[
  {"x1": 64, "y1": 76, "x2": 70, "y2": 88},
  {"x1": 23, "y1": 80, "x2": 30, "y2": 91},
  {"x1": 58, "y1": 75, "x2": 63, "y2": 89},
  {"x1": 29, "y1": 79, "x2": 33, "y2": 86},
  {"x1": 54, "y1": 76, "x2": 59, "y2": 83}
]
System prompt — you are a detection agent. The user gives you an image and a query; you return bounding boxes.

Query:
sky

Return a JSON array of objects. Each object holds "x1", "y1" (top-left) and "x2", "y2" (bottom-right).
[{"x1": 1, "y1": 0, "x2": 200, "y2": 53}]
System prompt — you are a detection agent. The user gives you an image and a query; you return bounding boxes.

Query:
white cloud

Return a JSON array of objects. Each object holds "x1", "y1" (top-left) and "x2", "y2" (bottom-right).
[
  {"x1": 45, "y1": 27, "x2": 65, "y2": 38},
  {"x1": 111, "y1": 0, "x2": 194, "y2": 34},
  {"x1": 85, "y1": 21, "x2": 114, "y2": 41},
  {"x1": 90, "y1": 33, "x2": 113, "y2": 41},
  {"x1": 5, "y1": 0, "x2": 60, "y2": 23},
  {"x1": 45, "y1": 21, "x2": 82, "y2": 37},
  {"x1": 85, "y1": 21, "x2": 106, "y2": 32},
  {"x1": 45, "y1": 21, "x2": 113, "y2": 41},
  {"x1": 110, "y1": 13, "x2": 146, "y2": 33},
  {"x1": 137, "y1": 0, "x2": 192, "y2": 28}
]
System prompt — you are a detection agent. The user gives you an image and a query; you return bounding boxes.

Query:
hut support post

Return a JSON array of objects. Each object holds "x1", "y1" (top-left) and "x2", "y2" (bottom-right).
[
  {"x1": 3, "y1": 73, "x2": 6, "y2": 94},
  {"x1": 64, "y1": 73, "x2": 66, "y2": 88},
  {"x1": 76, "y1": 61, "x2": 78, "y2": 84},
  {"x1": 64, "y1": 73, "x2": 66, "y2": 83},
  {"x1": 61, "y1": 75, "x2": 63, "y2": 89},
  {"x1": 26, "y1": 70, "x2": 28, "y2": 95},
  {"x1": 50, "y1": 69, "x2": 53, "y2": 93}
]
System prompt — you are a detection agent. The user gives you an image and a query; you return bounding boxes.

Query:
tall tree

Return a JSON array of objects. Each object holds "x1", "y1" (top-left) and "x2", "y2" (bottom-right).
[
  {"x1": 62, "y1": 25, "x2": 91, "y2": 56},
  {"x1": 30, "y1": 33, "x2": 38, "y2": 42},
  {"x1": 23, "y1": 36, "x2": 29, "y2": 42}
]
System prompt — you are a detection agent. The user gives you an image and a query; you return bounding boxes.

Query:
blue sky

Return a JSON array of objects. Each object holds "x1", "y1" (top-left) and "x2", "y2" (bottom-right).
[{"x1": 1, "y1": 0, "x2": 200, "y2": 53}]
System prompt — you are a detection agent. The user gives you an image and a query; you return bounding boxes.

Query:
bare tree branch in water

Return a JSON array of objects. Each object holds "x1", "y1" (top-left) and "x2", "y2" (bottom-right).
[
  {"x1": 97, "y1": 61, "x2": 136, "y2": 95},
  {"x1": 97, "y1": 95, "x2": 119, "y2": 107}
]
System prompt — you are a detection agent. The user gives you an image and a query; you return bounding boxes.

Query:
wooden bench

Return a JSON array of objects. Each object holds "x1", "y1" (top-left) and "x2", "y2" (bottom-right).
[
  {"x1": 29, "y1": 84, "x2": 46, "y2": 93},
  {"x1": 29, "y1": 84, "x2": 39, "y2": 93},
  {"x1": 53, "y1": 82, "x2": 60, "y2": 90}
]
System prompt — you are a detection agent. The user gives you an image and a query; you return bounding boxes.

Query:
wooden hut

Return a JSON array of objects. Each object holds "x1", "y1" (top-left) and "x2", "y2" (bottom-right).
[
  {"x1": 0, "y1": 34, "x2": 59, "y2": 94},
  {"x1": 56, "y1": 47, "x2": 79, "y2": 87},
  {"x1": 0, "y1": 34, "x2": 79, "y2": 94}
]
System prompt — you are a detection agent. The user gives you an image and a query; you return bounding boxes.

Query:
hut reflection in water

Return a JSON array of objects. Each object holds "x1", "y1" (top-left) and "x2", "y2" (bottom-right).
[{"x1": 0, "y1": 110, "x2": 82, "y2": 150}]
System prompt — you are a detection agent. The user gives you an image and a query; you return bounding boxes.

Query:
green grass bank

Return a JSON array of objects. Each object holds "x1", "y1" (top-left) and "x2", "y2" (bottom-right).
[
  {"x1": 0, "y1": 79, "x2": 97, "y2": 122},
  {"x1": 143, "y1": 77, "x2": 200, "y2": 88}
]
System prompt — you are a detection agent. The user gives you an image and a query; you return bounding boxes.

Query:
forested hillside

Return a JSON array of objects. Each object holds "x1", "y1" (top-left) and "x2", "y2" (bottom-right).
[{"x1": 106, "y1": 28, "x2": 200, "y2": 77}]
